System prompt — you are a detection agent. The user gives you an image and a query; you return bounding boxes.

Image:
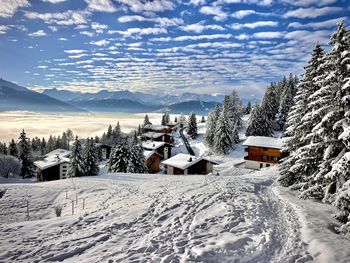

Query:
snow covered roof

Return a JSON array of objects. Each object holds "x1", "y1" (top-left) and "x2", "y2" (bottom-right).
[
  {"x1": 144, "y1": 124, "x2": 171, "y2": 131},
  {"x1": 44, "y1": 149, "x2": 71, "y2": 158},
  {"x1": 143, "y1": 150, "x2": 160, "y2": 160},
  {"x1": 141, "y1": 132, "x2": 166, "y2": 139},
  {"x1": 142, "y1": 141, "x2": 169, "y2": 150},
  {"x1": 162, "y1": 153, "x2": 216, "y2": 170},
  {"x1": 243, "y1": 136, "x2": 283, "y2": 149},
  {"x1": 35, "y1": 149, "x2": 71, "y2": 170},
  {"x1": 34, "y1": 156, "x2": 70, "y2": 170}
]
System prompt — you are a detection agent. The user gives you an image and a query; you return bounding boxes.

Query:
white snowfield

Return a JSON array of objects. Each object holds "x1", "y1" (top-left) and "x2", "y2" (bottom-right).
[{"x1": 1, "y1": 167, "x2": 349, "y2": 263}]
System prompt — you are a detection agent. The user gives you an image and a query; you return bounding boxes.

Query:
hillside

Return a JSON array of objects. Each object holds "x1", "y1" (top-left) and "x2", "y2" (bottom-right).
[{"x1": 0, "y1": 79, "x2": 84, "y2": 113}]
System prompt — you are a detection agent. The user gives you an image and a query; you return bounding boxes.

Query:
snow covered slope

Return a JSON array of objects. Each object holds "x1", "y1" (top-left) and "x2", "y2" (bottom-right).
[{"x1": 1, "y1": 166, "x2": 349, "y2": 262}]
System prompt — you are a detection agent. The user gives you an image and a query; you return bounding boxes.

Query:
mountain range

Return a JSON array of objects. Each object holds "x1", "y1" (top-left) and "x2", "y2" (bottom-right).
[{"x1": 0, "y1": 79, "x2": 221, "y2": 114}]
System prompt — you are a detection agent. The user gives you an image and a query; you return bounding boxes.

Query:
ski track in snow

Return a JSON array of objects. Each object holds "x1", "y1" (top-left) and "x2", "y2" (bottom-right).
[{"x1": 0, "y1": 167, "x2": 316, "y2": 263}]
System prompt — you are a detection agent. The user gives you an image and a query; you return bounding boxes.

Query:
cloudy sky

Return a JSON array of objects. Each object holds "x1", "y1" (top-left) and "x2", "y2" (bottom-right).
[{"x1": 0, "y1": 0, "x2": 349, "y2": 99}]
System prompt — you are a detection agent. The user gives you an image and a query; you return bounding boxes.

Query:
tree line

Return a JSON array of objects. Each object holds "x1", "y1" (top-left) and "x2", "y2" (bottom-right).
[{"x1": 279, "y1": 22, "x2": 350, "y2": 236}]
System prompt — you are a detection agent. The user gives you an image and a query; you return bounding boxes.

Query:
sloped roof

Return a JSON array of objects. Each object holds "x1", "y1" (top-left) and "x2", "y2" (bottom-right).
[
  {"x1": 143, "y1": 150, "x2": 160, "y2": 160},
  {"x1": 162, "y1": 153, "x2": 217, "y2": 170},
  {"x1": 44, "y1": 149, "x2": 71, "y2": 158},
  {"x1": 34, "y1": 156, "x2": 70, "y2": 170},
  {"x1": 243, "y1": 136, "x2": 283, "y2": 149},
  {"x1": 141, "y1": 132, "x2": 165, "y2": 139},
  {"x1": 142, "y1": 141, "x2": 173, "y2": 150}
]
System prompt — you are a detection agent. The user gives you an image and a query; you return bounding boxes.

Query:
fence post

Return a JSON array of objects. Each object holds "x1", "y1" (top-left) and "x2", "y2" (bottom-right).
[
  {"x1": 83, "y1": 198, "x2": 85, "y2": 210},
  {"x1": 26, "y1": 200, "x2": 29, "y2": 221},
  {"x1": 76, "y1": 194, "x2": 78, "y2": 204},
  {"x1": 65, "y1": 190, "x2": 68, "y2": 199},
  {"x1": 71, "y1": 200, "x2": 74, "y2": 215}
]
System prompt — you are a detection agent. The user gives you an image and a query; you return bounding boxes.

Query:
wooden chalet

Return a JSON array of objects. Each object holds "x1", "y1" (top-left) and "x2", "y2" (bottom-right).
[
  {"x1": 144, "y1": 150, "x2": 161, "y2": 173},
  {"x1": 142, "y1": 141, "x2": 172, "y2": 160},
  {"x1": 162, "y1": 153, "x2": 218, "y2": 175},
  {"x1": 242, "y1": 136, "x2": 283, "y2": 170},
  {"x1": 34, "y1": 149, "x2": 71, "y2": 181},
  {"x1": 141, "y1": 132, "x2": 174, "y2": 143}
]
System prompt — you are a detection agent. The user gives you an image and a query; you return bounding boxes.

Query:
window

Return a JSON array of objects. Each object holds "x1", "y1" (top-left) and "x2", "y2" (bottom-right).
[
  {"x1": 271, "y1": 156, "x2": 278, "y2": 161},
  {"x1": 266, "y1": 164, "x2": 270, "y2": 167},
  {"x1": 261, "y1": 155, "x2": 268, "y2": 160}
]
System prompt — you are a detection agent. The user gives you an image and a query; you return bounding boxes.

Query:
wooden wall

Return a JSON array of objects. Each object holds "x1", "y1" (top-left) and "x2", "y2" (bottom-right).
[{"x1": 246, "y1": 146, "x2": 281, "y2": 164}]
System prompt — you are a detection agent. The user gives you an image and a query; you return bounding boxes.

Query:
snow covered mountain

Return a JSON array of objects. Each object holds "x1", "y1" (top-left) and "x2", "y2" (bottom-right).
[
  {"x1": 0, "y1": 79, "x2": 84, "y2": 112},
  {"x1": 42, "y1": 88, "x2": 225, "y2": 106}
]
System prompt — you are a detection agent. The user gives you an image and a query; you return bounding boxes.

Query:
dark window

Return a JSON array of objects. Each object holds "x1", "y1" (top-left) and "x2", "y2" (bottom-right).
[
  {"x1": 261, "y1": 155, "x2": 268, "y2": 160},
  {"x1": 260, "y1": 163, "x2": 263, "y2": 168},
  {"x1": 266, "y1": 164, "x2": 270, "y2": 167},
  {"x1": 272, "y1": 156, "x2": 278, "y2": 161}
]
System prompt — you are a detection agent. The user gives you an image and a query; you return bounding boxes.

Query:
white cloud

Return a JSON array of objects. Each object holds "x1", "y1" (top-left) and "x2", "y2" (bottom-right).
[
  {"x1": 288, "y1": 17, "x2": 345, "y2": 29},
  {"x1": 253, "y1": 31, "x2": 284, "y2": 38},
  {"x1": 85, "y1": 0, "x2": 117, "y2": 12},
  {"x1": 281, "y1": 0, "x2": 337, "y2": 7},
  {"x1": 200, "y1": 5, "x2": 228, "y2": 21},
  {"x1": 151, "y1": 34, "x2": 232, "y2": 42},
  {"x1": 37, "y1": 65, "x2": 48, "y2": 68},
  {"x1": 179, "y1": 21, "x2": 225, "y2": 33},
  {"x1": 231, "y1": 10, "x2": 257, "y2": 19},
  {"x1": 284, "y1": 7, "x2": 342, "y2": 18},
  {"x1": 58, "y1": 37, "x2": 67, "y2": 41},
  {"x1": 28, "y1": 30, "x2": 47, "y2": 37},
  {"x1": 216, "y1": 0, "x2": 272, "y2": 5},
  {"x1": 0, "y1": 25, "x2": 9, "y2": 34},
  {"x1": 284, "y1": 30, "x2": 330, "y2": 43},
  {"x1": 108, "y1": 27, "x2": 167, "y2": 36},
  {"x1": 24, "y1": 10, "x2": 89, "y2": 25},
  {"x1": 80, "y1": 31, "x2": 95, "y2": 37},
  {"x1": 0, "y1": 0, "x2": 29, "y2": 18},
  {"x1": 91, "y1": 22, "x2": 108, "y2": 30},
  {"x1": 118, "y1": 15, "x2": 183, "y2": 27},
  {"x1": 235, "y1": 33, "x2": 249, "y2": 40},
  {"x1": 117, "y1": 0, "x2": 175, "y2": 13},
  {"x1": 64, "y1": 49, "x2": 86, "y2": 54},
  {"x1": 190, "y1": 0, "x2": 206, "y2": 5},
  {"x1": 90, "y1": 39, "x2": 110, "y2": 46},
  {"x1": 232, "y1": 21, "x2": 278, "y2": 29},
  {"x1": 41, "y1": 0, "x2": 67, "y2": 3}
]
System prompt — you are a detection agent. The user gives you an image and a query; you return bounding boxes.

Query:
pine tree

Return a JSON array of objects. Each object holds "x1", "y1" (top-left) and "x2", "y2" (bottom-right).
[
  {"x1": 8, "y1": 139, "x2": 18, "y2": 157},
  {"x1": 112, "y1": 122, "x2": 122, "y2": 145},
  {"x1": 179, "y1": 113, "x2": 186, "y2": 128},
  {"x1": 204, "y1": 106, "x2": 221, "y2": 148},
  {"x1": 187, "y1": 112, "x2": 198, "y2": 139},
  {"x1": 245, "y1": 101, "x2": 252, "y2": 114},
  {"x1": 245, "y1": 105, "x2": 273, "y2": 137},
  {"x1": 66, "y1": 128, "x2": 74, "y2": 150},
  {"x1": 0, "y1": 143, "x2": 7, "y2": 155},
  {"x1": 276, "y1": 74, "x2": 298, "y2": 131},
  {"x1": 109, "y1": 142, "x2": 131, "y2": 173},
  {"x1": 61, "y1": 132, "x2": 69, "y2": 150},
  {"x1": 164, "y1": 113, "x2": 170, "y2": 124},
  {"x1": 213, "y1": 106, "x2": 234, "y2": 154},
  {"x1": 67, "y1": 136, "x2": 85, "y2": 177},
  {"x1": 127, "y1": 139, "x2": 148, "y2": 173},
  {"x1": 143, "y1": 114, "x2": 151, "y2": 126},
  {"x1": 18, "y1": 130, "x2": 33, "y2": 178},
  {"x1": 174, "y1": 116, "x2": 178, "y2": 123},
  {"x1": 83, "y1": 138, "x2": 99, "y2": 176},
  {"x1": 261, "y1": 83, "x2": 279, "y2": 122},
  {"x1": 161, "y1": 115, "x2": 166, "y2": 125},
  {"x1": 201, "y1": 116, "x2": 205, "y2": 123},
  {"x1": 279, "y1": 44, "x2": 325, "y2": 187}
]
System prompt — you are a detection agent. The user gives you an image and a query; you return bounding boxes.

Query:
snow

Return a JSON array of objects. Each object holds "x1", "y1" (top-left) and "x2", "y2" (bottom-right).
[
  {"x1": 141, "y1": 141, "x2": 166, "y2": 150},
  {"x1": 141, "y1": 132, "x2": 165, "y2": 139},
  {"x1": 1, "y1": 166, "x2": 349, "y2": 262},
  {"x1": 243, "y1": 136, "x2": 283, "y2": 149},
  {"x1": 34, "y1": 149, "x2": 71, "y2": 170},
  {"x1": 161, "y1": 153, "x2": 216, "y2": 170}
]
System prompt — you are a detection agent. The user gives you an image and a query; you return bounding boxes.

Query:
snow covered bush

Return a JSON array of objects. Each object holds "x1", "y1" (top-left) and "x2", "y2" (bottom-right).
[
  {"x1": 54, "y1": 204, "x2": 63, "y2": 217},
  {"x1": 0, "y1": 155, "x2": 21, "y2": 178}
]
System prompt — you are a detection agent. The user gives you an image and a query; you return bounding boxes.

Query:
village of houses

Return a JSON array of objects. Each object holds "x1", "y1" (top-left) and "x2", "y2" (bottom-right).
[{"x1": 33, "y1": 115, "x2": 283, "y2": 181}]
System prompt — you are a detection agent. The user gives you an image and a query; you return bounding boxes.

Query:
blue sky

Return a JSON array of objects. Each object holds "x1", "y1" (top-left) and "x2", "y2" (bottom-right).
[{"x1": 0, "y1": 0, "x2": 349, "y2": 99}]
